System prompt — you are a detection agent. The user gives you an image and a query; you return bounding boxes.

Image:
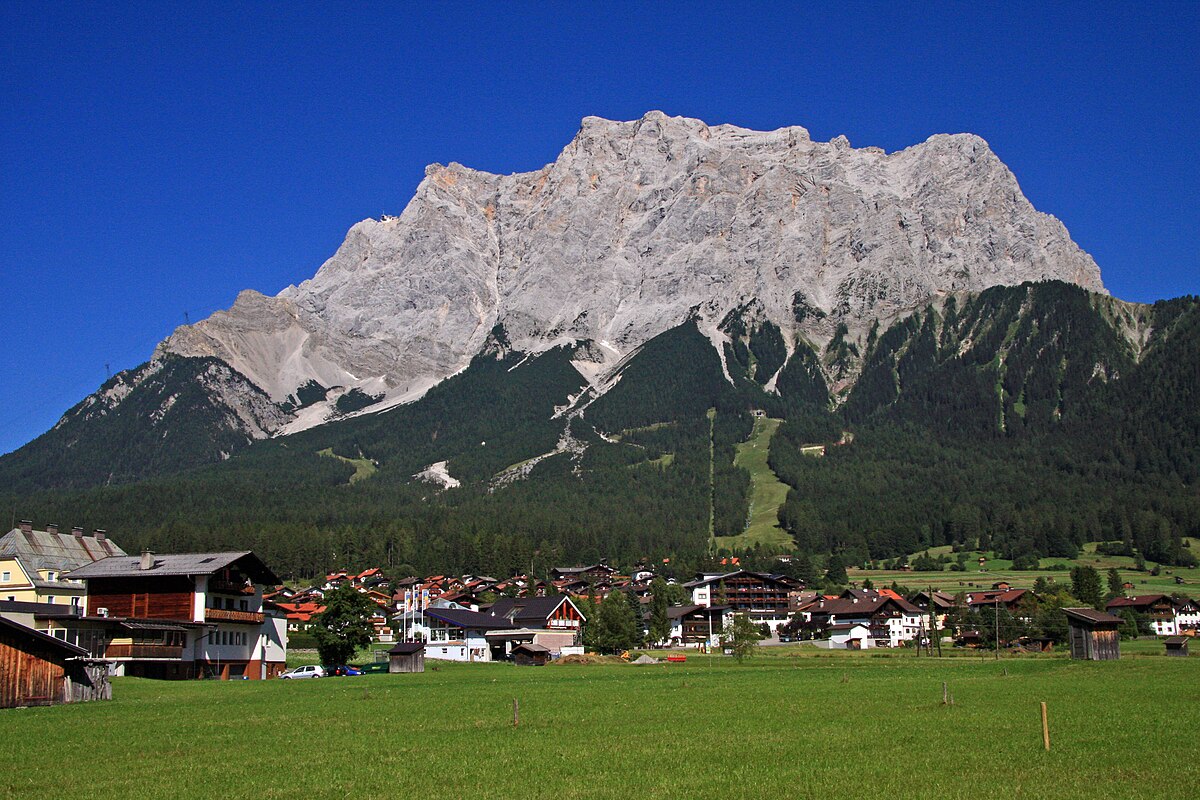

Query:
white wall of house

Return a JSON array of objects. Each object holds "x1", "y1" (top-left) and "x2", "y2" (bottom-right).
[
  {"x1": 425, "y1": 631, "x2": 492, "y2": 662},
  {"x1": 830, "y1": 624, "x2": 872, "y2": 648}
]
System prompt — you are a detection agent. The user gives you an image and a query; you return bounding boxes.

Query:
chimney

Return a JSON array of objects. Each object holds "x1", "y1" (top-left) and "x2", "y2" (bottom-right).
[
  {"x1": 140, "y1": 551, "x2": 154, "y2": 570},
  {"x1": 46, "y1": 523, "x2": 59, "y2": 535},
  {"x1": 72, "y1": 526, "x2": 84, "y2": 538},
  {"x1": 94, "y1": 530, "x2": 106, "y2": 542},
  {"x1": 18, "y1": 520, "x2": 32, "y2": 533}
]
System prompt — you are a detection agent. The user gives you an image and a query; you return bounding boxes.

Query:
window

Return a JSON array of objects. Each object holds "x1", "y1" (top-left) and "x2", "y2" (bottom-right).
[
  {"x1": 71, "y1": 596, "x2": 80, "y2": 608},
  {"x1": 1, "y1": 572, "x2": 9, "y2": 582},
  {"x1": 46, "y1": 596, "x2": 54, "y2": 604},
  {"x1": 47, "y1": 571, "x2": 57, "y2": 581},
  {"x1": 239, "y1": 599, "x2": 248, "y2": 611}
]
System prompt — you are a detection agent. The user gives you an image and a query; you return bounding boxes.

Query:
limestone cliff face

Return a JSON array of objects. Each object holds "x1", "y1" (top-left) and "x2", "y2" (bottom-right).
[{"x1": 158, "y1": 112, "x2": 1104, "y2": 429}]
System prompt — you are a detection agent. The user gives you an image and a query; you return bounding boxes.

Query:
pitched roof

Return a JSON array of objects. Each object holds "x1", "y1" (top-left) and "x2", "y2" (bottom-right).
[
  {"x1": 0, "y1": 526, "x2": 126, "y2": 573},
  {"x1": 388, "y1": 642, "x2": 425, "y2": 655},
  {"x1": 0, "y1": 615, "x2": 89, "y2": 658},
  {"x1": 424, "y1": 607, "x2": 516, "y2": 630},
  {"x1": 683, "y1": 570, "x2": 795, "y2": 589},
  {"x1": 67, "y1": 551, "x2": 280, "y2": 584},
  {"x1": 1106, "y1": 594, "x2": 1169, "y2": 610},
  {"x1": 486, "y1": 595, "x2": 584, "y2": 624},
  {"x1": 1063, "y1": 608, "x2": 1123, "y2": 625},
  {"x1": 512, "y1": 643, "x2": 550, "y2": 654}
]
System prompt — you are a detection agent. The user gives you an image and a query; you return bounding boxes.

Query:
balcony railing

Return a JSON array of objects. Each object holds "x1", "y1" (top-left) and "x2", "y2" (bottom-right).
[
  {"x1": 105, "y1": 643, "x2": 184, "y2": 659},
  {"x1": 205, "y1": 608, "x2": 264, "y2": 624}
]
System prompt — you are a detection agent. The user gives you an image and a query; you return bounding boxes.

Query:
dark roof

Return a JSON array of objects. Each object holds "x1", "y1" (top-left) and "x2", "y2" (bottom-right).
[
  {"x1": 1163, "y1": 636, "x2": 1189, "y2": 646},
  {"x1": 1063, "y1": 608, "x2": 1123, "y2": 625},
  {"x1": 120, "y1": 620, "x2": 187, "y2": 632},
  {"x1": 0, "y1": 526, "x2": 126, "y2": 572},
  {"x1": 0, "y1": 615, "x2": 89, "y2": 658},
  {"x1": 486, "y1": 596, "x2": 585, "y2": 624},
  {"x1": 424, "y1": 607, "x2": 516, "y2": 630},
  {"x1": 683, "y1": 570, "x2": 795, "y2": 589},
  {"x1": 512, "y1": 643, "x2": 551, "y2": 654},
  {"x1": 67, "y1": 551, "x2": 280, "y2": 584},
  {"x1": 552, "y1": 564, "x2": 614, "y2": 575},
  {"x1": 808, "y1": 595, "x2": 921, "y2": 617},
  {"x1": 388, "y1": 642, "x2": 425, "y2": 655},
  {"x1": 1106, "y1": 594, "x2": 1170, "y2": 610}
]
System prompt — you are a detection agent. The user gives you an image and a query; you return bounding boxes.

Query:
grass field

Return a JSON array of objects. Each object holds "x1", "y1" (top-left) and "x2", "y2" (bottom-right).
[
  {"x1": 714, "y1": 416, "x2": 794, "y2": 552},
  {"x1": 3, "y1": 652, "x2": 1196, "y2": 800},
  {"x1": 854, "y1": 541, "x2": 1200, "y2": 595}
]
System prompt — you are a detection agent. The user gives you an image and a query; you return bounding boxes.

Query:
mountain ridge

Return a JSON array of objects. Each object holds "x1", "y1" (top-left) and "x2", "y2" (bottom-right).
[{"x1": 154, "y1": 111, "x2": 1103, "y2": 437}]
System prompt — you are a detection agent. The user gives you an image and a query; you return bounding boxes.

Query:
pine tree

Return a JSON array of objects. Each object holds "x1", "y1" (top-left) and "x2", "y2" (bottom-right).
[
  {"x1": 1070, "y1": 565, "x2": 1103, "y2": 609},
  {"x1": 594, "y1": 591, "x2": 641, "y2": 654},
  {"x1": 1106, "y1": 567, "x2": 1124, "y2": 599},
  {"x1": 825, "y1": 554, "x2": 849, "y2": 586}
]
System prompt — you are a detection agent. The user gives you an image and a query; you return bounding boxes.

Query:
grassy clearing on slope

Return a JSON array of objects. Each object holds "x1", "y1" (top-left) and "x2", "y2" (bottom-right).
[
  {"x1": 2, "y1": 656, "x2": 1195, "y2": 800},
  {"x1": 858, "y1": 542, "x2": 1200, "y2": 594},
  {"x1": 316, "y1": 447, "x2": 377, "y2": 484},
  {"x1": 714, "y1": 416, "x2": 793, "y2": 552}
]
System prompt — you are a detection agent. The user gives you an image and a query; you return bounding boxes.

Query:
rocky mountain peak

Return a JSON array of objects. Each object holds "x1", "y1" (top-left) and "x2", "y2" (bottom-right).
[{"x1": 157, "y1": 113, "x2": 1104, "y2": 433}]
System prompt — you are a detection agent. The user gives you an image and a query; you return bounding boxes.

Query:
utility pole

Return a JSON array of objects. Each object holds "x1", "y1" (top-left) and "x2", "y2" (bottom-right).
[{"x1": 994, "y1": 598, "x2": 1000, "y2": 661}]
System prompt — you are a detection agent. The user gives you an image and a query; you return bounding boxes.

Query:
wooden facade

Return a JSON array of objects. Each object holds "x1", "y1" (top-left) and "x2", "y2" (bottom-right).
[
  {"x1": 1064, "y1": 608, "x2": 1121, "y2": 661},
  {"x1": 0, "y1": 617, "x2": 110, "y2": 708},
  {"x1": 388, "y1": 642, "x2": 425, "y2": 673},
  {"x1": 85, "y1": 575, "x2": 195, "y2": 619},
  {"x1": 511, "y1": 643, "x2": 551, "y2": 666}
]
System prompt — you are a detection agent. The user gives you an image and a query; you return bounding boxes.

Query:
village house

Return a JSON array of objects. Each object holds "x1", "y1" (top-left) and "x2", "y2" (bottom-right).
[
  {"x1": 550, "y1": 564, "x2": 618, "y2": 582},
  {"x1": 685, "y1": 570, "x2": 799, "y2": 632},
  {"x1": 395, "y1": 604, "x2": 517, "y2": 662},
  {"x1": 0, "y1": 521, "x2": 125, "y2": 609},
  {"x1": 964, "y1": 588, "x2": 1030, "y2": 615},
  {"x1": 796, "y1": 590, "x2": 925, "y2": 647},
  {"x1": 481, "y1": 595, "x2": 587, "y2": 657},
  {"x1": 1106, "y1": 594, "x2": 1198, "y2": 636},
  {"x1": 643, "y1": 604, "x2": 732, "y2": 647},
  {"x1": 48, "y1": 550, "x2": 287, "y2": 680}
]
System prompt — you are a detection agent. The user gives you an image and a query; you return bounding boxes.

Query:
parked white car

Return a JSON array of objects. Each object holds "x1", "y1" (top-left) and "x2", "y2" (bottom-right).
[{"x1": 278, "y1": 665, "x2": 326, "y2": 679}]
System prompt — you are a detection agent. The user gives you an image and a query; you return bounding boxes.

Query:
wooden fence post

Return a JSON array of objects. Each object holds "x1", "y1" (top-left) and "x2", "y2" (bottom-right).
[
  {"x1": 513, "y1": 697, "x2": 520, "y2": 728},
  {"x1": 1040, "y1": 701, "x2": 1050, "y2": 751}
]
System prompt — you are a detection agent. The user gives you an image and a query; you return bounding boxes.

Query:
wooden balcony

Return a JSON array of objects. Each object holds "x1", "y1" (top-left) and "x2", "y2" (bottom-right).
[
  {"x1": 205, "y1": 608, "x2": 264, "y2": 624},
  {"x1": 105, "y1": 643, "x2": 184, "y2": 659},
  {"x1": 209, "y1": 579, "x2": 254, "y2": 594}
]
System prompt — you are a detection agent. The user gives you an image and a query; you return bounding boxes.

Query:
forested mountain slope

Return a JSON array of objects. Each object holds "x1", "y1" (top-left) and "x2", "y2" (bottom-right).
[{"x1": 2, "y1": 283, "x2": 1196, "y2": 580}]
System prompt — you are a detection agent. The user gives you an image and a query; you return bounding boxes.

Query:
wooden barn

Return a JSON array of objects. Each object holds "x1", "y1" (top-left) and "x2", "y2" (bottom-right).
[
  {"x1": 1064, "y1": 608, "x2": 1122, "y2": 661},
  {"x1": 511, "y1": 643, "x2": 551, "y2": 666},
  {"x1": 0, "y1": 616, "x2": 110, "y2": 708},
  {"x1": 1164, "y1": 636, "x2": 1190, "y2": 657},
  {"x1": 388, "y1": 641, "x2": 425, "y2": 673}
]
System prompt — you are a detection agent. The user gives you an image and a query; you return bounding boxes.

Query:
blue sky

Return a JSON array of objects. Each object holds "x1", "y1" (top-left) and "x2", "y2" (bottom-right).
[{"x1": 1, "y1": 2, "x2": 1197, "y2": 455}]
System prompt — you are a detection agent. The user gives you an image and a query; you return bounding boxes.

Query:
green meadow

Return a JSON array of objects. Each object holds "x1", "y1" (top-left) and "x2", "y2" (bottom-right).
[
  {"x1": 855, "y1": 539, "x2": 1200, "y2": 595},
  {"x1": 2, "y1": 652, "x2": 1196, "y2": 800},
  {"x1": 714, "y1": 416, "x2": 793, "y2": 551}
]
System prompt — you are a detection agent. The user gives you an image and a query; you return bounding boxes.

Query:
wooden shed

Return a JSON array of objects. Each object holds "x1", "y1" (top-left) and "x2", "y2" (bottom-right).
[
  {"x1": 1164, "y1": 636, "x2": 1189, "y2": 657},
  {"x1": 388, "y1": 641, "x2": 425, "y2": 673},
  {"x1": 1064, "y1": 608, "x2": 1121, "y2": 661},
  {"x1": 0, "y1": 616, "x2": 110, "y2": 708},
  {"x1": 511, "y1": 643, "x2": 551, "y2": 666}
]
